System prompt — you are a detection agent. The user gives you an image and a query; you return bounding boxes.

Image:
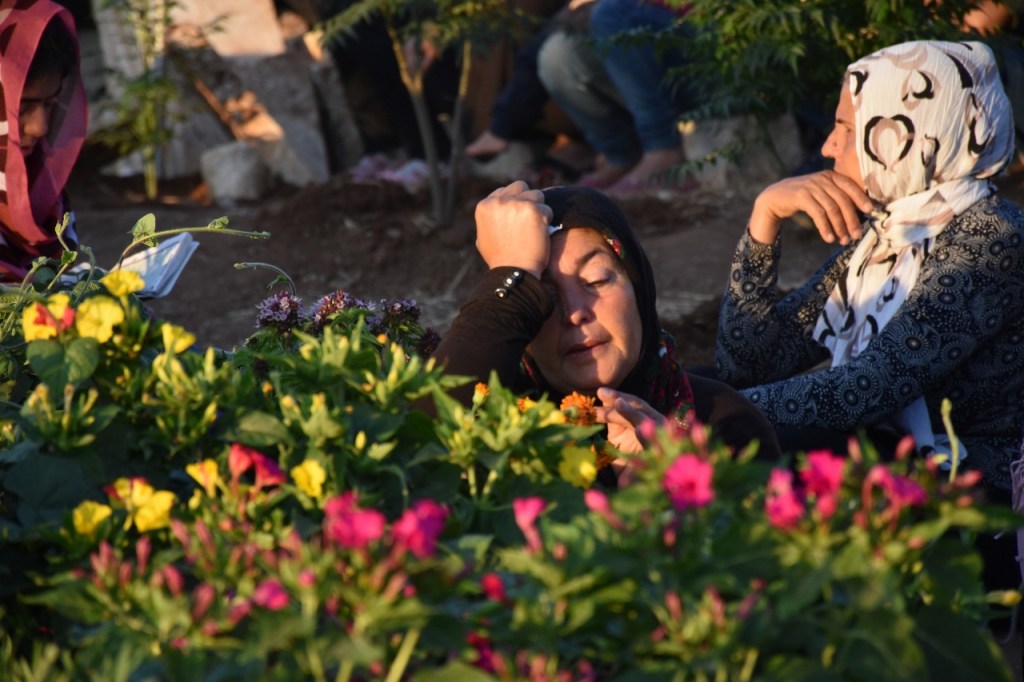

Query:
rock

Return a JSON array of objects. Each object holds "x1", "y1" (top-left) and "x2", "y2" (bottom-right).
[
  {"x1": 466, "y1": 141, "x2": 538, "y2": 181},
  {"x1": 200, "y1": 141, "x2": 271, "y2": 205},
  {"x1": 681, "y1": 114, "x2": 803, "y2": 192}
]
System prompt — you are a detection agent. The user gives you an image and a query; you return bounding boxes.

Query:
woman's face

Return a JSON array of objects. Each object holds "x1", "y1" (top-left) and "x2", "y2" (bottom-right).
[
  {"x1": 821, "y1": 87, "x2": 864, "y2": 191},
  {"x1": 18, "y1": 71, "x2": 63, "y2": 156},
  {"x1": 528, "y1": 227, "x2": 642, "y2": 396}
]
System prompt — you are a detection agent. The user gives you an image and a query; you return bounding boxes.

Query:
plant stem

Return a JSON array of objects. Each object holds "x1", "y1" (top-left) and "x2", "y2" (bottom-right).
[
  {"x1": 384, "y1": 627, "x2": 421, "y2": 682},
  {"x1": 443, "y1": 41, "x2": 473, "y2": 225},
  {"x1": 117, "y1": 226, "x2": 270, "y2": 267},
  {"x1": 940, "y1": 398, "x2": 961, "y2": 481},
  {"x1": 384, "y1": 20, "x2": 444, "y2": 225},
  {"x1": 233, "y1": 262, "x2": 298, "y2": 296},
  {"x1": 335, "y1": 658, "x2": 353, "y2": 682}
]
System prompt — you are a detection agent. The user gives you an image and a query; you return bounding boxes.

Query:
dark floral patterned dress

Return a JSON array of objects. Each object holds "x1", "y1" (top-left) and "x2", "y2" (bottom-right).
[{"x1": 716, "y1": 195, "x2": 1024, "y2": 489}]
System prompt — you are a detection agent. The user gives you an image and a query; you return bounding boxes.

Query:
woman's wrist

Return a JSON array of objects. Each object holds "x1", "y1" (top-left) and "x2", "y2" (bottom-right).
[{"x1": 747, "y1": 202, "x2": 782, "y2": 245}]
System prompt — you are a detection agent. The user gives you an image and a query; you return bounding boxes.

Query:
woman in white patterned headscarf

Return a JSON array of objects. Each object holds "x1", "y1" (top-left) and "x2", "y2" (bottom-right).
[{"x1": 715, "y1": 41, "x2": 1024, "y2": 499}]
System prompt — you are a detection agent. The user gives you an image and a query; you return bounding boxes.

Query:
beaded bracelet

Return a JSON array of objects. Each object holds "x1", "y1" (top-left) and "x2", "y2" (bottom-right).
[{"x1": 494, "y1": 269, "x2": 525, "y2": 299}]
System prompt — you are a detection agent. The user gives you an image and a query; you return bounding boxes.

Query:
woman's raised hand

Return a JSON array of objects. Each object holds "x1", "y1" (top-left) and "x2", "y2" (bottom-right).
[
  {"x1": 748, "y1": 170, "x2": 874, "y2": 246},
  {"x1": 595, "y1": 387, "x2": 665, "y2": 455},
  {"x1": 475, "y1": 181, "x2": 554, "y2": 279}
]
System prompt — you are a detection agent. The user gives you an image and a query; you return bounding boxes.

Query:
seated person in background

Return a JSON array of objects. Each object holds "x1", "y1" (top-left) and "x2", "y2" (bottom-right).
[
  {"x1": 465, "y1": 0, "x2": 597, "y2": 182},
  {"x1": 433, "y1": 180, "x2": 781, "y2": 473},
  {"x1": 714, "y1": 40, "x2": 1024, "y2": 499},
  {"x1": 536, "y1": 0, "x2": 698, "y2": 195},
  {"x1": 0, "y1": 0, "x2": 87, "y2": 282}
]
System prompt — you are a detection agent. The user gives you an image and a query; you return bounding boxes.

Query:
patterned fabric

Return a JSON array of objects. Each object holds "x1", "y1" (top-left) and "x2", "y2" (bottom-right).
[
  {"x1": 811, "y1": 41, "x2": 1014, "y2": 461},
  {"x1": 0, "y1": 0, "x2": 86, "y2": 281},
  {"x1": 524, "y1": 185, "x2": 695, "y2": 421},
  {"x1": 717, "y1": 196, "x2": 1024, "y2": 489}
]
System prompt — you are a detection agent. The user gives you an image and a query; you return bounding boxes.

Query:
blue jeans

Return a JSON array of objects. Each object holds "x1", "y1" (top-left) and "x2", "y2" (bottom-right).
[{"x1": 537, "y1": 0, "x2": 693, "y2": 166}]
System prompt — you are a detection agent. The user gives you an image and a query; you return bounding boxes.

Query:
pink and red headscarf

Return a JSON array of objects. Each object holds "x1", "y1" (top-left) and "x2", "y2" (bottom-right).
[{"x1": 0, "y1": 0, "x2": 87, "y2": 281}]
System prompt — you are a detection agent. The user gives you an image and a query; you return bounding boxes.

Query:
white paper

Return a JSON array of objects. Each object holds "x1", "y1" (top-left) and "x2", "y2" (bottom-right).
[
  {"x1": 114, "y1": 233, "x2": 198, "y2": 298},
  {"x1": 61, "y1": 233, "x2": 198, "y2": 299}
]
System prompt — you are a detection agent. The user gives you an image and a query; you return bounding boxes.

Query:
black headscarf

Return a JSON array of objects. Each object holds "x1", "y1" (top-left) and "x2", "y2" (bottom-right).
[{"x1": 538, "y1": 186, "x2": 664, "y2": 402}]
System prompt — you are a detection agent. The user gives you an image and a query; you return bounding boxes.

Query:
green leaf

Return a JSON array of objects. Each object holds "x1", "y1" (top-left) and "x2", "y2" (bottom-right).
[
  {"x1": 914, "y1": 605, "x2": 1011, "y2": 681},
  {"x1": 65, "y1": 338, "x2": 100, "y2": 385},
  {"x1": 25, "y1": 339, "x2": 67, "y2": 390},
  {"x1": 0, "y1": 439, "x2": 39, "y2": 464},
  {"x1": 130, "y1": 213, "x2": 157, "y2": 245},
  {"x1": 229, "y1": 411, "x2": 292, "y2": 448},
  {"x1": 4, "y1": 454, "x2": 98, "y2": 527},
  {"x1": 412, "y1": 661, "x2": 496, "y2": 682}
]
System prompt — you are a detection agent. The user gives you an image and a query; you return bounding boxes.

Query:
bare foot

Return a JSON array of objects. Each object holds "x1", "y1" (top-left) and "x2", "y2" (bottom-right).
[
  {"x1": 544, "y1": 134, "x2": 596, "y2": 174},
  {"x1": 466, "y1": 130, "x2": 509, "y2": 158},
  {"x1": 616, "y1": 147, "x2": 684, "y2": 184},
  {"x1": 578, "y1": 155, "x2": 633, "y2": 188}
]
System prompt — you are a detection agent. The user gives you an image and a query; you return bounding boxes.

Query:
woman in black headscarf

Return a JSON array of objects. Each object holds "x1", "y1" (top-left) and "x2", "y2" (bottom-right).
[{"x1": 434, "y1": 181, "x2": 779, "y2": 462}]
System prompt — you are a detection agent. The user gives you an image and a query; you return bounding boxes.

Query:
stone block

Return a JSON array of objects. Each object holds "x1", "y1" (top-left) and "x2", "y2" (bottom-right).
[
  {"x1": 173, "y1": 0, "x2": 285, "y2": 57},
  {"x1": 200, "y1": 141, "x2": 271, "y2": 205},
  {"x1": 682, "y1": 114, "x2": 803, "y2": 193}
]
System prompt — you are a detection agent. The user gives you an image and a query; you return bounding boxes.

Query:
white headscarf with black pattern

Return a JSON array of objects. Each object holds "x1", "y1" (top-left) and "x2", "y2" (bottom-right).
[{"x1": 812, "y1": 40, "x2": 1014, "y2": 460}]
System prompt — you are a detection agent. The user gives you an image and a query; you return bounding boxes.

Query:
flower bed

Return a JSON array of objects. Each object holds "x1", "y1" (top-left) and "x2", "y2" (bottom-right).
[{"x1": 0, "y1": 238, "x2": 1021, "y2": 680}]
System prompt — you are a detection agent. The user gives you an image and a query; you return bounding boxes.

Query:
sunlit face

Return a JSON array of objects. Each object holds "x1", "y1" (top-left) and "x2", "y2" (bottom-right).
[
  {"x1": 528, "y1": 228, "x2": 643, "y2": 396},
  {"x1": 821, "y1": 87, "x2": 864, "y2": 191},
  {"x1": 18, "y1": 71, "x2": 63, "y2": 155}
]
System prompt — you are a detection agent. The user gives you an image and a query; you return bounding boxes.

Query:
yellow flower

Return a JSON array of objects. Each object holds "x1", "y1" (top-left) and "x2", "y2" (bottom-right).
[
  {"x1": 72, "y1": 500, "x2": 112, "y2": 537},
  {"x1": 161, "y1": 322, "x2": 195, "y2": 354},
  {"x1": 517, "y1": 397, "x2": 539, "y2": 412},
  {"x1": 134, "y1": 490, "x2": 175, "y2": 532},
  {"x1": 108, "y1": 477, "x2": 175, "y2": 532},
  {"x1": 22, "y1": 293, "x2": 74, "y2": 341},
  {"x1": 559, "y1": 446, "x2": 598, "y2": 488},
  {"x1": 291, "y1": 459, "x2": 327, "y2": 499},
  {"x1": 186, "y1": 459, "x2": 221, "y2": 496},
  {"x1": 75, "y1": 296, "x2": 125, "y2": 344},
  {"x1": 101, "y1": 270, "x2": 145, "y2": 297}
]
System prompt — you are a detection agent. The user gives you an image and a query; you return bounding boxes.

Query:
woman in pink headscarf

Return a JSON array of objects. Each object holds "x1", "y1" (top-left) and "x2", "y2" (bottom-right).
[{"x1": 0, "y1": 0, "x2": 87, "y2": 281}]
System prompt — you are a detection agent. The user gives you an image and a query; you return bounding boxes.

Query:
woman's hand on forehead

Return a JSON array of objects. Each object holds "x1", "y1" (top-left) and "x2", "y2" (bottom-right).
[{"x1": 475, "y1": 181, "x2": 555, "y2": 279}]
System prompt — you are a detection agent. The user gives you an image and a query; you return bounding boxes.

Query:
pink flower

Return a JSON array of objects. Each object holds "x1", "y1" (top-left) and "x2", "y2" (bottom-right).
[
  {"x1": 481, "y1": 572, "x2": 508, "y2": 603},
  {"x1": 513, "y1": 497, "x2": 547, "y2": 553},
  {"x1": 252, "y1": 579, "x2": 289, "y2": 611},
  {"x1": 663, "y1": 454, "x2": 714, "y2": 512},
  {"x1": 192, "y1": 583, "x2": 217, "y2": 621},
  {"x1": 161, "y1": 565, "x2": 184, "y2": 597},
  {"x1": 467, "y1": 632, "x2": 502, "y2": 674},
  {"x1": 251, "y1": 451, "x2": 286, "y2": 489},
  {"x1": 323, "y1": 492, "x2": 385, "y2": 551},
  {"x1": 393, "y1": 499, "x2": 448, "y2": 559},
  {"x1": 584, "y1": 489, "x2": 624, "y2": 529},
  {"x1": 801, "y1": 451, "x2": 845, "y2": 521},
  {"x1": 863, "y1": 464, "x2": 928, "y2": 519},
  {"x1": 228, "y1": 443, "x2": 255, "y2": 483},
  {"x1": 765, "y1": 468, "x2": 805, "y2": 531},
  {"x1": 801, "y1": 451, "x2": 845, "y2": 497}
]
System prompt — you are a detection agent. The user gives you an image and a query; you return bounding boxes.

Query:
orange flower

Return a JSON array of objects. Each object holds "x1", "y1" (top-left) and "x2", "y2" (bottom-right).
[
  {"x1": 593, "y1": 444, "x2": 615, "y2": 470},
  {"x1": 560, "y1": 392, "x2": 597, "y2": 426}
]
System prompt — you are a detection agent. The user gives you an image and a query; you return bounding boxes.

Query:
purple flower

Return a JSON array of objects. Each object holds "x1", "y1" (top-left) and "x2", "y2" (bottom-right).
[
  {"x1": 256, "y1": 291, "x2": 308, "y2": 331},
  {"x1": 417, "y1": 328, "x2": 440, "y2": 356},
  {"x1": 312, "y1": 289, "x2": 370, "y2": 329}
]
